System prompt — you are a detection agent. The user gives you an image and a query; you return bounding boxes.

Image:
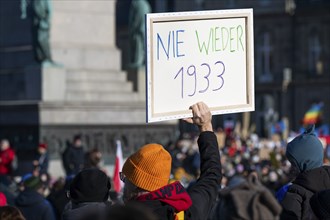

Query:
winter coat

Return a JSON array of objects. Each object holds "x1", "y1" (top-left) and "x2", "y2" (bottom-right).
[
  {"x1": 35, "y1": 152, "x2": 49, "y2": 175},
  {"x1": 210, "y1": 174, "x2": 282, "y2": 220},
  {"x1": 47, "y1": 188, "x2": 70, "y2": 220},
  {"x1": 62, "y1": 201, "x2": 109, "y2": 220},
  {"x1": 132, "y1": 131, "x2": 222, "y2": 220},
  {"x1": 62, "y1": 145, "x2": 85, "y2": 176},
  {"x1": 15, "y1": 189, "x2": 56, "y2": 220},
  {"x1": 280, "y1": 166, "x2": 330, "y2": 220},
  {"x1": 0, "y1": 147, "x2": 15, "y2": 175}
]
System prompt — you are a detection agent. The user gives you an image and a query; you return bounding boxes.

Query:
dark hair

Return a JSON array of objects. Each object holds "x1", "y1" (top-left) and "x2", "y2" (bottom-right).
[
  {"x1": 0, "y1": 206, "x2": 26, "y2": 220},
  {"x1": 73, "y1": 135, "x2": 82, "y2": 142}
]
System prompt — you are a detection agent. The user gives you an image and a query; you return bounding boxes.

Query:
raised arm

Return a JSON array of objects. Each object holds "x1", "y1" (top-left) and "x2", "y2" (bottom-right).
[{"x1": 184, "y1": 102, "x2": 222, "y2": 219}]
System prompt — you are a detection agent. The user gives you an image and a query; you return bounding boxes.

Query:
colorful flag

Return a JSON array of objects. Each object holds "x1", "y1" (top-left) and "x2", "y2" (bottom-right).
[
  {"x1": 113, "y1": 140, "x2": 124, "y2": 193},
  {"x1": 302, "y1": 103, "x2": 323, "y2": 126}
]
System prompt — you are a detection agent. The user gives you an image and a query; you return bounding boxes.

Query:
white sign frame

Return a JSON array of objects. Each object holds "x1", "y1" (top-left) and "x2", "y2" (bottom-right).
[{"x1": 146, "y1": 9, "x2": 254, "y2": 123}]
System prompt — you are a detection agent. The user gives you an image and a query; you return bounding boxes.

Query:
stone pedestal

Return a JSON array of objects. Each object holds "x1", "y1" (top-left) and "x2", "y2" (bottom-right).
[
  {"x1": 127, "y1": 67, "x2": 147, "y2": 101},
  {"x1": 0, "y1": 65, "x2": 65, "y2": 101},
  {"x1": 27, "y1": 65, "x2": 67, "y2": 101}
]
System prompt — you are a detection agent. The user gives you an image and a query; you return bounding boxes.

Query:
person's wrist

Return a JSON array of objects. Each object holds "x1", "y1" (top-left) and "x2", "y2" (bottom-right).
[{"x1": 199, "y1": 122, "x2": 213, "y2": 132}]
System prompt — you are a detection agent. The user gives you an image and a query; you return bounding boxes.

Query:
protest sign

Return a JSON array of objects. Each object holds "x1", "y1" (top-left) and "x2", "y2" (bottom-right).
[{"x1": 146, "y1": 9, "x2": 254, "y2": 123}]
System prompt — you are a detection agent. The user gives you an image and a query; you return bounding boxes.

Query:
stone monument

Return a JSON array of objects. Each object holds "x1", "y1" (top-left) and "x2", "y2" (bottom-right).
[
  {"x1": 127, "y1": 0, "x2": 151, "y2": 99},
  {"x1": 0, "y1": 0, "x2": 177, "y2": 162},
  {"x1": 30, "y1": 0, "x2": 53, "y2": 64}
]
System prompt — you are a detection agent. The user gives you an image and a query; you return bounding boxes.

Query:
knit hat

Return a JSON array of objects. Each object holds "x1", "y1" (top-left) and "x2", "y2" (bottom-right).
[
  {"x1": 310, "y1": 189, "x2": 330, "y2": 219},
  {"x1": 0, "y1": 192, "x2": 7, "y2": 206},
  {"x1": 286, "y1": 125, "x2": 324, "y2": 172},
  {"x1": 122, "y1": 143, "x2": 172, "y2": 192},
  {"x1": 24, "y1": 176, "x2": 43, "y2": 190},
  {"x1": 69, "y1": 168, "x2": 111, "y2": 203},
  {"x1": 38, "y1": 143, "x2": 47, "y2": 149}
]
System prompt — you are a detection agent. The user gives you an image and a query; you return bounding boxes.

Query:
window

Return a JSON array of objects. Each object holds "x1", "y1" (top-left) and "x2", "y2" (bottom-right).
[
  {"x1": 308, "y1": 32, "x2": 323, "y2": 75},
  {"x1": 257, "y1": 31, "x2": 274, "y2": 82}
]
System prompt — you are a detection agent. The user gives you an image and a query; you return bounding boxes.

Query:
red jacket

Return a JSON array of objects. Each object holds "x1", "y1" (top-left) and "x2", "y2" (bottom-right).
[{"x1": 0, "y1": 148, "x2": 15, "y2": 175}]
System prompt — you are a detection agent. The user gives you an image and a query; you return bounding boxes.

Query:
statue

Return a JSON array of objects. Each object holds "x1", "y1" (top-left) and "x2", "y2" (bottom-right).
[
  {"x1": 31, "y1": 0, "x2": 53, "y2": 65},
  {"x1": 128, "y1": 0, "x2": 151, "y2": 69}
]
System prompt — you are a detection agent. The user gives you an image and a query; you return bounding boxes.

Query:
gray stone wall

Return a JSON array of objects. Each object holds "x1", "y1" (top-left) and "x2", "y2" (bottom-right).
[{"x1": 40, "y1": 124, "x2": 178, "y2": 160}]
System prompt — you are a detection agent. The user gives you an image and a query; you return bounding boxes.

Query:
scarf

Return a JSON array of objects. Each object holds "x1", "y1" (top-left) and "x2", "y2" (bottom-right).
[{"x1": 136, "y1": 181, "x2": 192, "y2": 212}]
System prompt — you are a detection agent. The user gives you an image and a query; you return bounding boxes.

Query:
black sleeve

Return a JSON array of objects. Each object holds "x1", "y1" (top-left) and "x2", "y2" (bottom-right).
[
  {"x1": 187, "y1": 131, "x2": 222, "y2": 220},
  {"x1": 280, "y1": 185, "x2": 304, "y2": 220}
]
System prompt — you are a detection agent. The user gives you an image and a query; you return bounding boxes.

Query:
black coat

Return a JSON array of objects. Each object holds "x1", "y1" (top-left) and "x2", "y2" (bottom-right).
[
  {"x1": 62, "y1": 201, "x2": 109, "y2": 220},
  {"x1": 15, "y1": 189, "x2": 56, "y2": 220},
  {"x1": 137, "y1": 131, "x2": 222, "y2": 220},
  {"x1": 280, "y1": 166, "x2": 330, "y2": 220},
  {"x1": 62, "y1": 145, "x2": 85, "y2": 176},
  {"x1": 34, "y1": 152, "x2": 49, "y2": 175},
  {"x1": 47, "y1": 188, "x2": 70, "y2": 220}
]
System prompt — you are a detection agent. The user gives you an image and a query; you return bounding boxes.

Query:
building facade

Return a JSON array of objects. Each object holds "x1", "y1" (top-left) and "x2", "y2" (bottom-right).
[{"x1": 117, "y1": 0, "x2": 330, "y2": 137}]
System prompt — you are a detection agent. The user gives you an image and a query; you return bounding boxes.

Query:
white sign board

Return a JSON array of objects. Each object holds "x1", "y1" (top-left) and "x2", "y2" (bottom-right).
[{"x1": 146, "y1": 9, "x2": 254, "y2": 123}]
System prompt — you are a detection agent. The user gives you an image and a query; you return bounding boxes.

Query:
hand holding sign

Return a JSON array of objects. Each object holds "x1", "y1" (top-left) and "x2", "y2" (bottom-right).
[{"x1": 183, "y1": 102, "x2": 213, "y2": 132}]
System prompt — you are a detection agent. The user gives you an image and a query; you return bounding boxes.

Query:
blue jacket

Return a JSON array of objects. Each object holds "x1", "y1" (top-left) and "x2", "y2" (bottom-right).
[{"x1": 15, "y1": 189, "x2": 56, "y2": 220}]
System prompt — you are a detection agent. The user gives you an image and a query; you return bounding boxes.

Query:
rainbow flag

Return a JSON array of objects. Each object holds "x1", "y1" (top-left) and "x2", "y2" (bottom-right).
[{"x1": 302, "y1": 103, "x2": 323, "y2": 126}]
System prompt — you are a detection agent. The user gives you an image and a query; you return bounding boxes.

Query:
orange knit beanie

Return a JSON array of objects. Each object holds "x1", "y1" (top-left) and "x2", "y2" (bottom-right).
[{"x1": 122, "y1": 143, "x2": 172, "y2": 192}]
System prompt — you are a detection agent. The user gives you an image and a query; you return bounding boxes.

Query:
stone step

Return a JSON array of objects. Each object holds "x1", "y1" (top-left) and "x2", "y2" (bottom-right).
[
  {"x1": 67, "y1": 80, "x2": 133, "y2": 92},
  {"x1": 39, "y1": 100, "x2": 146, "y2": 124},
  {"x1": 66, "y1": 69, "x2": 128, "y2": 81},
  {"x1": 66, "y1": 70, "x2": 128, "y2": 82},
  {"x1": 66, "y1": 91, "x2": 141, "y2": 102}
]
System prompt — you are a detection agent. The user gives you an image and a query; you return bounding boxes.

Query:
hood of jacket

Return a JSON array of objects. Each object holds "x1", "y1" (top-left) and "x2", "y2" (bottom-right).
[
  {"x1": 15, "y1": 189, "x2": 45, "y2": 207},
  {"x1": 293, "y1": 166, "x2": 330, "y2": 192}
]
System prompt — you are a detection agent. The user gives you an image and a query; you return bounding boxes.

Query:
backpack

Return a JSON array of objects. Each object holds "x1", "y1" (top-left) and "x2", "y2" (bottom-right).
[{"x1": 215, "y1": 174, "x2": 282, "y2": 220}]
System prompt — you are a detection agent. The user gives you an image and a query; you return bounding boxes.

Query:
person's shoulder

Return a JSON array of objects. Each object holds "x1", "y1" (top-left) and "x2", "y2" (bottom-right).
[
  {"x1": 42, "y1": 199, "x2": 53, "y2": 208},
  {"x1": 321, "y1": 165, "x2": 330, "y2": 172},
  {"x1": 312, "y1": 165, "x2": 330, "y2": 178}
]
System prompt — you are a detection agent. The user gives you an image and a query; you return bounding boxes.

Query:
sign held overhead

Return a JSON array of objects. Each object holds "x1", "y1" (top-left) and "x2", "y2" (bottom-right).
[{"x1": 146, "y1": 9, "x2": 254, "y2": 123}]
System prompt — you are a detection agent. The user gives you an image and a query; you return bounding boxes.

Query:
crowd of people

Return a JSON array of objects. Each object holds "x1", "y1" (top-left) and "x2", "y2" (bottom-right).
[{"x1": 1, "y1": 102, "x2": 330, "y2": 220}]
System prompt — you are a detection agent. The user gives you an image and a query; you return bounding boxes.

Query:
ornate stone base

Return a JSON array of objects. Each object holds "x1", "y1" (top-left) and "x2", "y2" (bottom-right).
[
  {"x1": 0, "y1": 120, "x2": 177, "y2": 159},
  {"x1": 40, "y1": 123, "x2": 178, "y2": 160}
]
